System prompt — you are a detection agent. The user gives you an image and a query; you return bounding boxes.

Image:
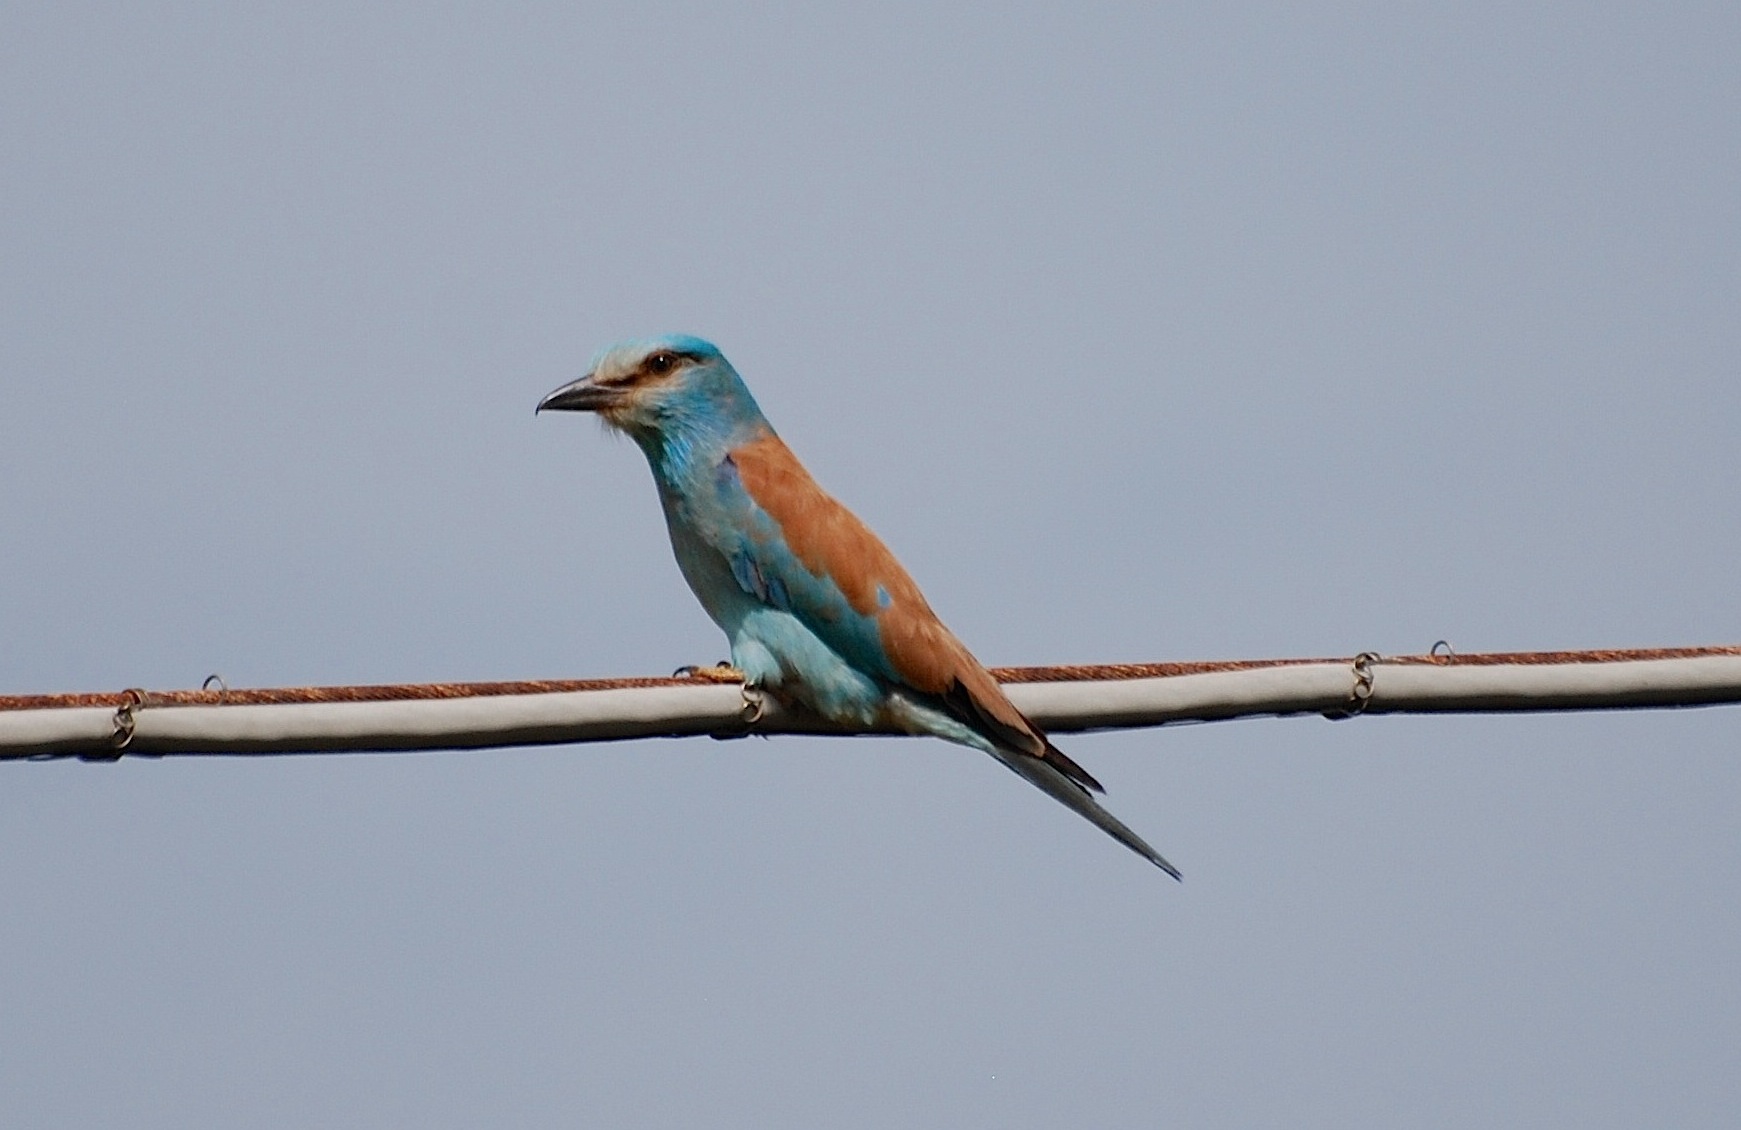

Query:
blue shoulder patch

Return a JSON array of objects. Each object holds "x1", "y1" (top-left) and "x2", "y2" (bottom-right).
[{"x1": 730, "y1": 549, "x2": 792, "y2": 612}]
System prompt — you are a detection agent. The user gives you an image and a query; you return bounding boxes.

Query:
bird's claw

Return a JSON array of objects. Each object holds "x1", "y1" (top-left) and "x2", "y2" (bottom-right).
[{"x1": 673, "y1": 662, "x2": 745, "y2": 684}]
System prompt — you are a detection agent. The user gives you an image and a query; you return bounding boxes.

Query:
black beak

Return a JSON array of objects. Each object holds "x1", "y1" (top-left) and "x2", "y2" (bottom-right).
[{"x1": 536, "y1": 374, "x2": 619, "y2": 413}]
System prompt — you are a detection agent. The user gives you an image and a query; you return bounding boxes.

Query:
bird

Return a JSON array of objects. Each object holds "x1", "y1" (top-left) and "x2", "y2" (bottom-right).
[{"x1": 538, "y1": 335, "x2": 1180, "y2": 878}]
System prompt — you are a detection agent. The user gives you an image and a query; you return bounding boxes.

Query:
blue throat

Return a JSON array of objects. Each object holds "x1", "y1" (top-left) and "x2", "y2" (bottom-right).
[{"x1": 635, "y1": 364, "x2": 772, "y2": 487}]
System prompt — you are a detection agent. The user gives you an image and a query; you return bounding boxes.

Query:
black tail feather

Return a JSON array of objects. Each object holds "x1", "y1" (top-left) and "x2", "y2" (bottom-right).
[{"x1": 992, "y1": 749, "x2": 1182, "y2": 880}]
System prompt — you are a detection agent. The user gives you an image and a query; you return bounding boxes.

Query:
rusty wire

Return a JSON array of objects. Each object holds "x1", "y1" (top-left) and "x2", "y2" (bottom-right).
[{"x1": 5, "y1": 645, "x2": 1739, "y2": 714}]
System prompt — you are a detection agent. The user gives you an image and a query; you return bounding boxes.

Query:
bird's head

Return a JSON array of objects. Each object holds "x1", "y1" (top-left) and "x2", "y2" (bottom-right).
[{"x1": 537, "y1": 335, "x2": 767, "y2": 453}]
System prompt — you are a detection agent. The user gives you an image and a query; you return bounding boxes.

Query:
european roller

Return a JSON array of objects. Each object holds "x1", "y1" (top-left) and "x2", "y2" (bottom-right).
[{"x1": 539, "y1": 335, "x2": 1180, "y2": 877}]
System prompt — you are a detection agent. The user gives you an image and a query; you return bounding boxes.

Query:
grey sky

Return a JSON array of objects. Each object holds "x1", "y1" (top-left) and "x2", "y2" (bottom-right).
[{"x1": 3, "y1": 4, "x2": 1738, "y2": 1126}]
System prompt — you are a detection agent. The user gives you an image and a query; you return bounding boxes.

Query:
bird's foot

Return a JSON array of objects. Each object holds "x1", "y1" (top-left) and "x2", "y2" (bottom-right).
[
  {"x1": 674, "y1": 664, "x2": 768, "y2": 738},
  {"x1": 673, "y1": 662, "x2": 746, "y2": 684}
]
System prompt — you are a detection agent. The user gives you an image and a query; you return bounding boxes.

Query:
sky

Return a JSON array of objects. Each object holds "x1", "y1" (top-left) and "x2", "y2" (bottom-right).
[{"x1": 2, "y1": 3, "x2": 1738, "y2": 1126}]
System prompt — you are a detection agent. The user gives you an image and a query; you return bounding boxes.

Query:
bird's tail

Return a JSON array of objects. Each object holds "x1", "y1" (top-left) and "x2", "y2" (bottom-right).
[{"x1": 992, "y1": 748, "x2": 1182, "y2": 880}]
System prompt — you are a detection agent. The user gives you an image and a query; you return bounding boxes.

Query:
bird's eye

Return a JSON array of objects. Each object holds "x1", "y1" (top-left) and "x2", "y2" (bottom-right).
[{"x1": 645, "y1": 351, "x2": 678, "y2": 375}]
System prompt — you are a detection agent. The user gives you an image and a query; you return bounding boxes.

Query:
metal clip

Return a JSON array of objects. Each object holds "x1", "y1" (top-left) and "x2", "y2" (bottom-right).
[
  {"x1": 84, "y1": 688, "x2": 149, "y2": 760},
  {"x1": 740, "y1": 683, "x2": 766, "y2": 725},
  {"x1": 1324, "y1": 652, "x2": 1382, "y2": 720},
  {"x1": 1349, "y1": 651, "x2": 1380, "y2": 712},
  {"x1": 113, "y1": 688, "x2": 147, "y2": 748},
  {"x1": 1430, "y1": 640, "x2": 1456, "y2": 663},
  {"x1": 707, "y1": 681, "x2": 767, "y2": 741}
]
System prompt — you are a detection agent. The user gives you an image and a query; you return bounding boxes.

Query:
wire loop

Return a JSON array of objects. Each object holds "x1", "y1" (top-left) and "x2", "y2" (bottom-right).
[
  {"x1": 740, "y1": 684, "x2": 766, "y2": 725},
  {"x1": 1323, "y1": 653, "x2": 1382, "y2": 720},
  {"x1": 84, "y1": 688, "x2": 150, "y2": 760},
  {"x1": 1351, "y1": 652, "x2": 1380, "y2": 705}
]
